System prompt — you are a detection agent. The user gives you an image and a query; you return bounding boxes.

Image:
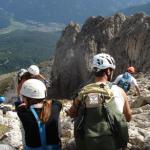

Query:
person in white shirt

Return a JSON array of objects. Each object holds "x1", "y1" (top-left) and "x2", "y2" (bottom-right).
[
  {"x1": 27, "y1": 65, "x2": 50, "y2": 87},
  {"x1": 114, "y1": 66, "x2": 140, "y2": 96},
  {"x1": 66, "y1": 53, "x2": 132, "y2": 150}
]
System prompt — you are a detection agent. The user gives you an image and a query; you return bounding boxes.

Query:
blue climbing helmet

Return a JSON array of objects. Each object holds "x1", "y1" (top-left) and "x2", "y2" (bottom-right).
[
  {"x1": 0, "y1": 96, "x2": 6, "y2": 103},
  {"x1": 117, "y1": 72, "x2": 132, "y2": 93}
]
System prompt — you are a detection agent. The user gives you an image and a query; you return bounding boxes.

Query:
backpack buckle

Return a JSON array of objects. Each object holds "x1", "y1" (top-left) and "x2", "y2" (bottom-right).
[{"x1": 99, "y1": 83, "x2": 105, "y2": 88}]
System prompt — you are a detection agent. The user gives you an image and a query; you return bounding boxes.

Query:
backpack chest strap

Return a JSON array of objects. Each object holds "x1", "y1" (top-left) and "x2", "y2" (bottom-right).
[{"x1": 30, "y1": 106, "x2": 46, "y2": 147}]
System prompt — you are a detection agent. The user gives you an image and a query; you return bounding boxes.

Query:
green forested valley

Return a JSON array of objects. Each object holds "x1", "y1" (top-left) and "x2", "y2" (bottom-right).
[{"x1": 0, "y1": 30, "x2": 60, "y2": 74}]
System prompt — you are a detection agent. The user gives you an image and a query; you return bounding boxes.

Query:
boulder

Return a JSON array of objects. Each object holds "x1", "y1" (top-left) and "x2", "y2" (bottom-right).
[{"x1": 131, "y1": 96, "x2": 150, "y2": 108}]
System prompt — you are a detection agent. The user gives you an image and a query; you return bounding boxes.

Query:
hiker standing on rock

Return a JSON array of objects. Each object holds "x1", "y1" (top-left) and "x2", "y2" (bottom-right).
[
  {"x1": 28, "y1": 65, "x2": 50, "y2": 87},
  {"x1": 16, "y1": 79, "x2": 62, "y2": 150},
  {"x1": 17, "y1": 68, "x2": 32, "y2": 98},
  {"x1": 66, "y1": 53, "x2": 132, "y2": 150},
  {"x1": 114, "y1": 66, "x2": 140, "y2": 96},
  {"x1": 17, "y1": 65, "x2": 50, "y2": 101}
]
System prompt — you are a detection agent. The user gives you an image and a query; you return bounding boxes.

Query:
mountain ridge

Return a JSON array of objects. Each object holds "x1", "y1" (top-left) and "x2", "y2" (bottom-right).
[
  {"x1": 1, "y1": 0, "x2": 150, "y2": 23},
  {"x1": 120, "y1": 2, "x2": 150, "y2": 15}
]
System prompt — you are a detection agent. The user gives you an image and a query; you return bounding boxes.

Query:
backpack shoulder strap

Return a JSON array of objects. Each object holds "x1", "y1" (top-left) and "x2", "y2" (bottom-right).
[
  {"x1": 123, "y1": 72, "x2": 131, "y2": 79},
  {"x1": 122, "y1": 72, "x2": 127, "y2": 78},
  {"x1": 30, "y1": 106, "x2": 46, "y2": 147},
  {"x1": 107, "y1": 82, "x2": 114, "y2": 89}
]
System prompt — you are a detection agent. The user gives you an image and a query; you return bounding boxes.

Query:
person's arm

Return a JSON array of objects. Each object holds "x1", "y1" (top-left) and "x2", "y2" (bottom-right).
[
  {"x1": 135, "y1": 85, "x2": 140, "y2": 96},
  {"x1": 17, "y1": 79, "x2": 25, "y2": 96},
  {"x1": 131, "y1": 77, "x2": 140, "y2": 96},
  {"x1": 38, "y1": 73, "x2": 46, "y2": 80},
  {"x1": 121, "y1": 89, "x2": 132, "y2": 122},
  {"x1": 37, "y1": 74, "x2": 50, "y2": 87}
]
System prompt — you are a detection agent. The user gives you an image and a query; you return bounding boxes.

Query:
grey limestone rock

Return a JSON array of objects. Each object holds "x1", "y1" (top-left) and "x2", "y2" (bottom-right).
[{"x1": 50, "y1": 13, "x2": 150, "y2": 98}]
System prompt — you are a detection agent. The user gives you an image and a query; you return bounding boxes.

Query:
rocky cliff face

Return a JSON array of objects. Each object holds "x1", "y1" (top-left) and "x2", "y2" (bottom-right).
[{"x1": 50, "y1": 13, "x2": 150, "y2": 98}]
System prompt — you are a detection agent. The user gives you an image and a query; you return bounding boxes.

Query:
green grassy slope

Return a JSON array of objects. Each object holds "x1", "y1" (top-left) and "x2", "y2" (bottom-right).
[{"x1": 0, "y1": 30, "x2": 60, "y2": 74}]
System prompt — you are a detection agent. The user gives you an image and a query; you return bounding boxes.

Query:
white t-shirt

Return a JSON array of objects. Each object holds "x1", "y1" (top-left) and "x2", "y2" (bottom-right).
[
  {"x1": 111, "y1": 84, "x2": 125, "y2": 113},
  {"x1": 114, "y1": 73, "x2": 138, "y2": 87}
]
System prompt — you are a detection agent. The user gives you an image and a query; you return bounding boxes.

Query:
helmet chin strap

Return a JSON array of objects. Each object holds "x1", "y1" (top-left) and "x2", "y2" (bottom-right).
[
  {"x1": 109, "y1": 71, "x2": 114, "y2": 81},
  {"x1": 105, "y1": 69, "x2": 114, "y2": 81},
  {"x1": 45, "y1": 91, "x2": 47, "y2": 98}
]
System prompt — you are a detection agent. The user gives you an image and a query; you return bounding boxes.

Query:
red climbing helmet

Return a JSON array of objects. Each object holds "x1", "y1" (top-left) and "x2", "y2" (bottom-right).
[{"x1": 127, "y1": 66, "x2": 135, "y2": 74}]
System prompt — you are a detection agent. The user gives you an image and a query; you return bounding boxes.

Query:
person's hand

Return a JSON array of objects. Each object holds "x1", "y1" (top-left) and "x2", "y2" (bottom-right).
[
  {"x1": 18, "y1": 102, "x2": 27, "y2": 108},
  {"x1": 65, "y1": 106, "x2": 78, "y2": 118}
]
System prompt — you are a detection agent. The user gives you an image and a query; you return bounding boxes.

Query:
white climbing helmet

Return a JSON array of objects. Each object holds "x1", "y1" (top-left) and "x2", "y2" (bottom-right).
[
  {"x1": 17, "y1": 69, "x2": 28, "y2": 78},
  {"x1": 28, "y1": 65, "x2": 40, "y2": 76},
  {"x1": 91, "y1": 53, "x2": 116, "y2": 72},
  {"x1": 20, "y1": 79, "x2": 46, "y2": 99}
]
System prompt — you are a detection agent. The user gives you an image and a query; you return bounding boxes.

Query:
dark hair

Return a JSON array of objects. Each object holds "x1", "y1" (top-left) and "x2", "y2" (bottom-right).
[
  {"x1": 25, "y1": 97, "x2": 52, "y2": 124},
  {"x1": 18, "y1": 72, "x2": 33, "y2": 84},
  {"x1": 93, "y1": 67, "x2": 106, "y2": 77},
  {"x1": 93, "y1": 68, "x2": 113, "y2": 79},
  {"x1": 94, "y1": 70, "x2": 105, "y2": 77}
]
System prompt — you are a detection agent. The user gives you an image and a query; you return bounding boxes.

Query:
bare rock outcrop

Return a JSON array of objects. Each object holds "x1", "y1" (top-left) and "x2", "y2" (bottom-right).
[
  {"x1": 50, "y1": 12, "x2": 150, "y2": 98},
  {"x1": 110, "y1": 13, "x2": 150, "y2": 74},
  {"x1": 50, "y1": 13, "x2": 126, "y2": 98},
  {"x1": 0, "y1": 110, "x2": 22, "y2": 149}
]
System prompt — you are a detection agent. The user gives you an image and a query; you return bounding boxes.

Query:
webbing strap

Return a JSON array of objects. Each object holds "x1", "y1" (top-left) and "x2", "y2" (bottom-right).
[
  {"x1": 107, "y1": 82, "x2": 113, "y2": 89},
  {"x1": 123, "y1": 72, "x2": 131, "y2": 80},
  {"x1": 30, "y1": 106, "x2": 46, "y2": 148}
]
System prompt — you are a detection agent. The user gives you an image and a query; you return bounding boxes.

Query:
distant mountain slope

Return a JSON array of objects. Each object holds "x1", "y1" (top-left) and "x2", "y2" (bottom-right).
[
  {"x1": 1, "y1": 0, "x2": 150, "y2": 23},
  {"x1": 0, "y1": 8, "x2": 64, "y2": 75},
  {"x1": 0, "y1": 9, "x2": 65, "y2": 33},
  {"x1": 0, "y1": 9, "x2": 12, "y2": 28},
  {"x1": 0, "y1": 30, "x2": 60, "y2": 74},
  {"x1": 120, "y1": 2, "x2": 150, "y2": 15}
]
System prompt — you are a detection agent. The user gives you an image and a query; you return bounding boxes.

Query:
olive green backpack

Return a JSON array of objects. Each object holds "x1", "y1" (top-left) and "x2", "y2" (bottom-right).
[{"x1": 75, "y1": 82, "x2": 129, "y2": 149}]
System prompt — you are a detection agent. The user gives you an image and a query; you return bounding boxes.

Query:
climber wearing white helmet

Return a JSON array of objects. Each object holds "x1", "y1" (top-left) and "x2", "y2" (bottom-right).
[
  {"x1": 17, "y1": 69, "x2": 28, "y2": 82},
  {"x1": 28, "y1": 65, "x2": 50, "y2": 87},
  {"x1": 16, "y1": 79, "x2": 62, "y2": 150},
  {"x1": 17, "y1": 68, "x2": 32, "y2": 97},
  {"x1": 28, "y1": 65, "x2": 40, "y2": 76},
  {"x1": 66, "y1": 53, "x2": 132, "y2": 150}
]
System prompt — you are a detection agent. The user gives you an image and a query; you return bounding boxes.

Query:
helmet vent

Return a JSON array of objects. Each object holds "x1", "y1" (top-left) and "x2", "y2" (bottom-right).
[
  {"x1": 106, "y1": 58, "x2": 112, "y2": 64},
  {"x1": 97, "y1": 59, "x2": 103, "y2": 65}
]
